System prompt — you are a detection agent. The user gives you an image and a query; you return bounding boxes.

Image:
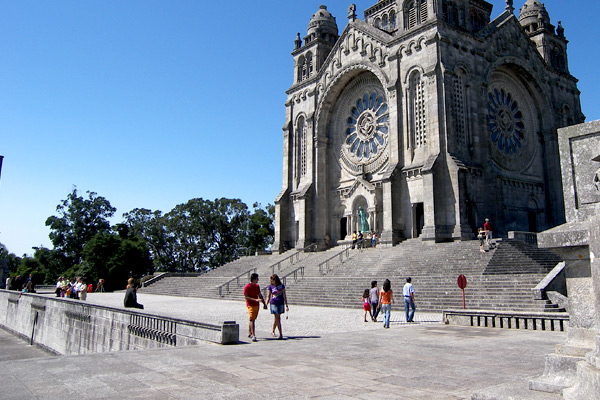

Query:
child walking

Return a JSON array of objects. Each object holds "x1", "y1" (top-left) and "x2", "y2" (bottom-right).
[{"x1": 362, "y1": 289, "x2": 373, "y2": 322}]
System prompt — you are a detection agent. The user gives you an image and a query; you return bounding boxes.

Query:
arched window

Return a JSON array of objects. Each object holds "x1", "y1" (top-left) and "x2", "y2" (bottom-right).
[
  {"x1": 383, "y1": 14, "x2": 389, "y2": 31},
  {"x1": 297, "y1": 56, "x2": 306, "y2": 82},
  {"x1": 375, "y1": 17, "x2": 381, "y2": 28},
  {"x1": 453, "y1": 70, "x2": 467, "y2": 148},
  {"x1": 408, "y1": 71, "x2": 427, "y2": 148},
  {"x1": 390, "y1": 10, "x2": 397, "y2": 29},
  {"x1": 306, "y1": 52, "x2": 313, "y2": 77},
  {"x1": 295, "y1": 116, "x2": 307, "y2": 187}
]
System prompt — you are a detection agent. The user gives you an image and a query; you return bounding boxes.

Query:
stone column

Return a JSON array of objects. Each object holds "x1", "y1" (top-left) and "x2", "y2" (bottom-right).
[{"x1": 562, "y1": 219, "x2": 600, "y2": 399}]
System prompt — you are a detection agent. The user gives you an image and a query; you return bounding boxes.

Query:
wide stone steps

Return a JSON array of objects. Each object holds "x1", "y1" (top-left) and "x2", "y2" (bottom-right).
[{"x1": 142, "y1": 238, "x2": 563, "y2": 313}]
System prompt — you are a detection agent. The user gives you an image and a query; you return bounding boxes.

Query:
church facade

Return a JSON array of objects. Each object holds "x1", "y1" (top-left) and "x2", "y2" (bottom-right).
[{"x1": 274, "y1": 0, "x2": 584, "y2": 252}]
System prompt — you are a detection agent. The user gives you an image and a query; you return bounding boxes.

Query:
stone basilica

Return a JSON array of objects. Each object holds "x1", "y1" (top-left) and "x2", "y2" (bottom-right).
[{"x1": 274, "y1": 0, "x2": 584, "y2": 251}]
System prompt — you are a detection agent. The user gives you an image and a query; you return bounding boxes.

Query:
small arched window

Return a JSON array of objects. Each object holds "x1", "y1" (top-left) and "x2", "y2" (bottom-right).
[
  {"x1": 408, "y1": 70, "x2": 427, "y2": 148},
  {"x1": 297, "y1": 56, "x2": 306, "y2": 82}
]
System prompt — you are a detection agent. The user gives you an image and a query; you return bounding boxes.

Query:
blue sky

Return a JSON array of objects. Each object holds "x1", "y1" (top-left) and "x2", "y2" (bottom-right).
[{"x1": 1, "y1": 0, "x2": 599, "y2": 256}]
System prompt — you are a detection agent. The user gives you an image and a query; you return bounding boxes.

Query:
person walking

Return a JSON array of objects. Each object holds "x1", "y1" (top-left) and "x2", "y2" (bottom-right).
[
  {"x1": 369, "y1": 280, "x2": 380, "y2": 322},
  {"x1": 362, "y1": 289, "x2": 373, "y2": 322},
  {"x1": 403, "y1": 277, "x2": 416, "y2": 323},
  {"x1": 477, "y1": 228, "x2": 486, "y2": 253},
  {"x1": 484, "y1": 218, "x2": 492, "y2": 246},
  {"x1": 266, "y1": 274, "x2": 288, "y2": 339},
  {"x1": 243, "y1": 273, "x2": 267, "y2": 342},
  {"x1": 378, "y1": 279, "x2": 394, "y2": 328}
]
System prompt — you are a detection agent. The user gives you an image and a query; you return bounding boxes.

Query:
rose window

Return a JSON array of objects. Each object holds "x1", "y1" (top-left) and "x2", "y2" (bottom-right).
[
  {"x1": 345, "y1": 92, "x2": 388, "y2": 161},
  {"x1": 487, "y1": 88, "x2": 525, "y2": 155}
]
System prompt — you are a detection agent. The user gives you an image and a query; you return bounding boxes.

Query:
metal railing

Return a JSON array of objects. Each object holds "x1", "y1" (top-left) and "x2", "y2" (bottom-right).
[
  {"x1": 281, "y1": 266, "x2": 305, "y2": 286},
  {"x1": 217, "y1": 243, "x2": 318, "y2": 297},
  {"x1": 218, "y1": 268, "x2": 257, "y2": 297},
  {"x1": 260, "y1": 265, "x2": 306, "y2": 298},
  {"x1": 318, "y1": 245, "x2": 352, "y2": 275},
  {"x1": 268, "y1": 243, "x2": 317, "y2": 275}
]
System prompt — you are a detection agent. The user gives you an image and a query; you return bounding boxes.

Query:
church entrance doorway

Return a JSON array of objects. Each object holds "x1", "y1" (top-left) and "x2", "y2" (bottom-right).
[
  {"x1": 413, "y1": 203, "x2": 424, "y2": 238},
  {"x1": 340, "y1": 217, "x2": 348, "y2": 241},
  {"x1": 528, "y1": 211, "x2": 538, "y2": 233}
]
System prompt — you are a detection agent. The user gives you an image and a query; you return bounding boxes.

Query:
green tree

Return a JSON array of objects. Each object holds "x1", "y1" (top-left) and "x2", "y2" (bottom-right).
[
  {"x1": 123, "y1": 208, "x2": 178, "y2": 272},
  {"x1": 15, "y1": 257, "x2": 45, "y2": 285},
  {"x1": 45, "y1": 187, "x2": 116, "y2": 268},
  {"x1": 0, "y1": 242, "x2": 21, "y2": 275},
  {"x1": 31, "y1": 246, "x2": 66, "y2": 284},
  {"x1": 245, "y1": 203, "x2": 275, "y2": 252},
  {"x1": 162, "y1": 198, "x2": 249, "y2": 271},
  {"x1": 82, "y1": 231, "x2": 153, "y2": 291}
]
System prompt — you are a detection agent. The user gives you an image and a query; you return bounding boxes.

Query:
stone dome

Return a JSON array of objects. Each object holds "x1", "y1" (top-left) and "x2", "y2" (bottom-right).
[
  {"x1": 518, "y1": 0, "x2": 550, "y2": 27},
  {"x1": 307, "y1": 5, "x2": 338, "y2": 37}
]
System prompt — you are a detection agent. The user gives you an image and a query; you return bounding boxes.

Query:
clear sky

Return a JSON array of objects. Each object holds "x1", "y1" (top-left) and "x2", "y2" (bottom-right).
[{"x1": 1, "y1": 0, "x2": 598, "y2": 257}]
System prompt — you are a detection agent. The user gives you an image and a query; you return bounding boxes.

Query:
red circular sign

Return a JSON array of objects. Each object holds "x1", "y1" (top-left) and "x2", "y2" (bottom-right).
[{"x1": 457, "y1": 274, "x2": 467, "y2": 289}]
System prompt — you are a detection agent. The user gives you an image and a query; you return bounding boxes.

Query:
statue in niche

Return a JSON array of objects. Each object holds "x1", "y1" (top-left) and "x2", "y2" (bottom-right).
[{"x1": 358, "y1": 206, "x2": 369, "y2": 233}]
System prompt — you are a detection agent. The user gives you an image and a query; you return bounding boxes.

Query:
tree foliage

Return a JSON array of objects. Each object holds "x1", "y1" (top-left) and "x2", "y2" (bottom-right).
[
  {"x1": 6, "y1": 188, "x2": 275, "y2": 289},
  {"x1": 82, "y1": 231, "x2": 153, "y2": 291},
  {"x1": 246, "y1": 202, "x2": 275, "y2": 253},
  {"x1": 123, "y1": 199, "x2": 274, "y2": 272},
  {"x1": 45, "y1": 187, "x2": 116, "y2": 268}
]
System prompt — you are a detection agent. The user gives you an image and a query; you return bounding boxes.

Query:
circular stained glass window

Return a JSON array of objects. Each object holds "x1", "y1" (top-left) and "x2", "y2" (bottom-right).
[
  {"x1": 345, "y1": 92, "x2": 388, "y2": 161},
  {"x1": 487, "y1": 88, "x2": 525, "y2": 155}
]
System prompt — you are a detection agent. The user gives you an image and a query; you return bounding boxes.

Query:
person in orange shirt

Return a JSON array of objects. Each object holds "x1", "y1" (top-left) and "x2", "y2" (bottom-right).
[{"x1": 378, "y1": 279, "x2": 394, "y2": 328}]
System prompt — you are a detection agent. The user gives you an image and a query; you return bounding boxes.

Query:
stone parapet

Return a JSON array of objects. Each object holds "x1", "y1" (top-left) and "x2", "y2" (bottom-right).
[{"x1": 0, "y1": 290, "x2": 239, "y2": 355}]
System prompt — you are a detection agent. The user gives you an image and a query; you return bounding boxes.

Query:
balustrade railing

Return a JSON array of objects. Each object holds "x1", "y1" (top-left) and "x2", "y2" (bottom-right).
[
  {"x1": 318, "y1": 245, "x2": 352, "y2": 275},
  {"x1": 217, "y1": 243, "x2": 318, "y2": 297},
  {"x1": 218, "y1": 268, "x2": 257, "y2": 297}
]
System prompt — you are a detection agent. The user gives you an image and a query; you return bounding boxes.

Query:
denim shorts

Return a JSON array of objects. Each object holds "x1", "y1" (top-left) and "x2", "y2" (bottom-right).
[{"x1": 270, "y1": 304, "x2": 285, "y2": 314}]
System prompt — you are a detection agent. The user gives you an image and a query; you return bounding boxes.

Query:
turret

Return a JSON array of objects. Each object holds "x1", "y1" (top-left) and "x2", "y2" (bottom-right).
[
  {"x1": 519, "y1": 0, "x2": 568, "y2": 72},
  {"x1": 292, "y1": 5, "x2": 339, "y2": 84}
]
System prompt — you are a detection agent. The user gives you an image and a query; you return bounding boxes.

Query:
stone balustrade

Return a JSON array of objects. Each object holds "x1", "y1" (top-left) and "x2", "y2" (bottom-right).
[{"x1": 0, "y1": 290, "x2": 238, "y2": 355}]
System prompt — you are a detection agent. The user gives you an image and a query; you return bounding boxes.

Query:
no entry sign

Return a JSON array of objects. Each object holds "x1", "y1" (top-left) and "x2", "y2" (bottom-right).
[
  {"x1": 457, "y1": 274, "x2": 467, "y2": 309},
  {"x1": 457, "y1": 274, "x2": 467, "y2": 289}
]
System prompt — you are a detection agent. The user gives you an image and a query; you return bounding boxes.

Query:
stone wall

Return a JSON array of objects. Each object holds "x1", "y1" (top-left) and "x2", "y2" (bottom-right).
[{"x1": 0, "y1": 290, "x2": 239, "y2": 355}]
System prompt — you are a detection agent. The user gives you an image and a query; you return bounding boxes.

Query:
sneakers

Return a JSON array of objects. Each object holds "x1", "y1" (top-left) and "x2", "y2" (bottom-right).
[{"x1": 252, "y1": 336, "x2": 258, "y2": 342}]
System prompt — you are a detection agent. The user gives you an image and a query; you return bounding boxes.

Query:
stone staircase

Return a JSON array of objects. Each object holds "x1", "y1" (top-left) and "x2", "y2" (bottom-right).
[
  {"x1": 142, "y1": 238, "x2": 564, "y2": 314},
  {"x1": 140, "y1": 247, "x2": 344, "y2": 300}
]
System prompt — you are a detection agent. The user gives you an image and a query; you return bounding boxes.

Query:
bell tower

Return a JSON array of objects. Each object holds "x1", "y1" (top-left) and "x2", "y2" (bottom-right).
[
  {"x1": 518, "y1": 0, "x2": 569, "y2": 73},
  {"x1": 291, "y1": 5, "x2": 339, "y2": 84}
]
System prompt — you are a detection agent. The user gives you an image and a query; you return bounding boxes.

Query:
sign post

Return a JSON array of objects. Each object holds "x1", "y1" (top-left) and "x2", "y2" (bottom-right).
[{"x1": 457, "y1": 274, "x2": 467, "y2": 309}]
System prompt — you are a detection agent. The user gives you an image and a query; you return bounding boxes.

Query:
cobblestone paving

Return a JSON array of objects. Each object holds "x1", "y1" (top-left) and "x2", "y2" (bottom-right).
[
  {"x1": 3, "y1": 293, "x2": 564, "y2": 399},
  {"x1": 84, "y1": 292, "x2": 442, "y2": 338}
]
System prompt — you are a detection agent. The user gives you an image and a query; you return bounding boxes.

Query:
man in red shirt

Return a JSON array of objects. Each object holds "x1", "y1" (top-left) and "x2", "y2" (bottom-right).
[
  {"x1": 484, "y1": 218, "x2": 492, "y2": 246},
  {"x1": 243, "y1": 273, "x2": 267, "y2": 342}
]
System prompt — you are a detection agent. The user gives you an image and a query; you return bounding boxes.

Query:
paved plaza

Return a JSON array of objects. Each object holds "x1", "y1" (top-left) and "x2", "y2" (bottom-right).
[{"x1": 0, "y1": 293, "x2": 564, "y2": 399}]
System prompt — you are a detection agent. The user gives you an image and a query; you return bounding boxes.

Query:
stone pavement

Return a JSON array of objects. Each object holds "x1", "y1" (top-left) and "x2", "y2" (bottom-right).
[{"x1": 0, "y1": 293, "x2": 564, "y2": 399}]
